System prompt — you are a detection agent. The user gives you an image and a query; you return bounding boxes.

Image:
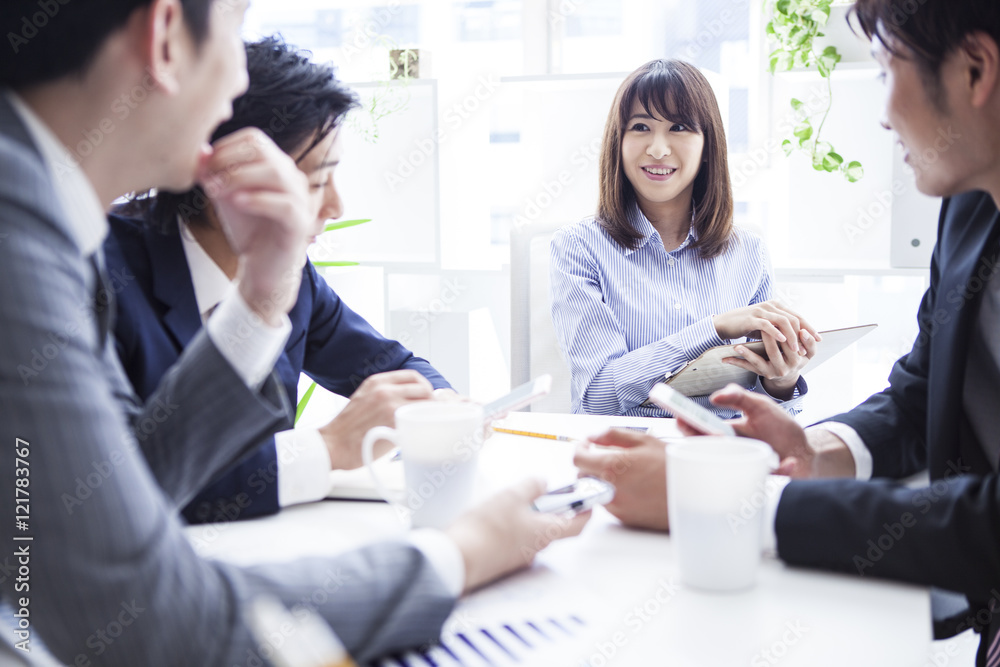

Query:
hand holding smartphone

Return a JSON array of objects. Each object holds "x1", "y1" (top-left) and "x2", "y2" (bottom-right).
[
  {"x1": 532, "y1": 477, "x2": 615, "y2": 515},
  {"x1": 647, "y1": 383, "x2": 736, "y2": 437}
]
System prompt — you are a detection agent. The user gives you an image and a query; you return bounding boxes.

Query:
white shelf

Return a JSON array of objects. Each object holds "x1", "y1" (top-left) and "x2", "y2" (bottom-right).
[
  {"x1": 775, "y1": 264, "x2": 928, "y2": 278},
  {"x1": 773, "y1": 61, "x2": 880, "y2": 83}
]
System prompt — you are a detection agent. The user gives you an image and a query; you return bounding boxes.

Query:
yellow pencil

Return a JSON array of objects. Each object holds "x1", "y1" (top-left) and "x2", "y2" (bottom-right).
[{"x1": 491, "y1": 427, "x2": 574, "y2": 441}]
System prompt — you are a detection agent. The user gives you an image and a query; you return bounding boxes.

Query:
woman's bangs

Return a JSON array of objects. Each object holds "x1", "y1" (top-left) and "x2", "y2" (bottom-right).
[{"x1": 628, "y1": 66, "x2": 702, "y2": 132}]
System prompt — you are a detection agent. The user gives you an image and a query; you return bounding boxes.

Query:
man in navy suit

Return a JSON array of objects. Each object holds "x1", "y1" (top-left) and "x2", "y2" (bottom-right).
[
  {"x1": 574, "y1": 1, "x2": 1000, "y2": 664},
  {"x1": 105, "y1": 36, "x2": 454, "y2": 523}
]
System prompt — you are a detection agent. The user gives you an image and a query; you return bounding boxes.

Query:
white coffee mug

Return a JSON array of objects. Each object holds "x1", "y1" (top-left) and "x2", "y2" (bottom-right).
[
  {"x1": 666, "y1": 437, "x2": 778, "y2": 591},
  {"x1": 361, "y1": 401, "x2": 484, "y2": 529}
]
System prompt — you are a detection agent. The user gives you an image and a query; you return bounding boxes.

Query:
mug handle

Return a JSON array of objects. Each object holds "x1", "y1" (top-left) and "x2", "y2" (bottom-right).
[{"x1": 362, "y1": 426, "x2": 406, "y2": 509}]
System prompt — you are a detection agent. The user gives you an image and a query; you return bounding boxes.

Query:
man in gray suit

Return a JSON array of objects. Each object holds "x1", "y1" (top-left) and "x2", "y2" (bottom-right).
[{"x1": 0, "y1": 1, "x2": 588, "y2": 665}]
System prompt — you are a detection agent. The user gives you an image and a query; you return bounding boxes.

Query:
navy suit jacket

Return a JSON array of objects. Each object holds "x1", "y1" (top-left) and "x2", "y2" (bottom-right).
[
  {"x1": 775, "y1": 191, "x2": 1000, "y2": 662},
  {"x1": 104, "y1": 213, "x2": 450, "y2": 523}
]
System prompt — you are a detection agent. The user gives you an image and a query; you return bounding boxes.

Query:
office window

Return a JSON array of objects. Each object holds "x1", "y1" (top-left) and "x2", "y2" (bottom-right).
[
  {"x1": 554, "y1": 1, "x2": 753, "y2": 153},
  {"x1": 728, "y1": 87, "x2": 750, "y2": 154},
  {"x1": 454, "y1": 1, "x2": 522, "y2": 41},
  {"x1": 246, "y1": 2, "x2": 422, "y2": 82},
  {"x1": 243, "y1": 0, "x2": 917, "y2": 274},
  {"x1": 564, "y1": 1, "x2": 623, "y2": 38},
  {"x1": 239, "y1": 0, "x2": 933, "y2": 408}
]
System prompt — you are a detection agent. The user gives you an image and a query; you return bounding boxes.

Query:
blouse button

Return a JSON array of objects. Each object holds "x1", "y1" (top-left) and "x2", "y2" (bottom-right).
[{"x1": 673, "y1": 302, "x2": 682, "y2": 310}]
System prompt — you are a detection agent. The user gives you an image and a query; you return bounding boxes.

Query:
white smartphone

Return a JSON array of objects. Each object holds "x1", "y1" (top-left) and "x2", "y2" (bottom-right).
[
  {"x1": 532, "y1": 477, "x2": 615, "y2": 515},
  {"x1": 482, "y1": 374, "x2": 552, "y2": 422},
  {"x1": 647, "y1": 383, "x2": 736, "y2": 437}
]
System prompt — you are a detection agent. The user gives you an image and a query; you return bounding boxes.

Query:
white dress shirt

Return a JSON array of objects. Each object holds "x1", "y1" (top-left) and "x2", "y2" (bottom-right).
[
  {"x1": 6, "y1": 92, "x2": 107, "y2": 257},
  {"x1": 7, "y1": 91, "x2": 464, "y2": 597}
]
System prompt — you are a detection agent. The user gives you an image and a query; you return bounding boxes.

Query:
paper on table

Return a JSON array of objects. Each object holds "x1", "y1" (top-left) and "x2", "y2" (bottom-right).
[
  {"x1": 327, "y1": 449, "x2": 505, "y2": 503},
  {"x1": 326, "y1": 454, "x2": 403, "y2": 501},
  {"x1": 370, "y1": 566, "x2": 618, "y2": 667}
]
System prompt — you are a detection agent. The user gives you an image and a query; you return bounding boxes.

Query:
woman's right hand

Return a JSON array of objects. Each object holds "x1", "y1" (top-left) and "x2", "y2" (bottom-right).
[{"x1": 712, "y1": 300, "x2": 822, "y2": 353}]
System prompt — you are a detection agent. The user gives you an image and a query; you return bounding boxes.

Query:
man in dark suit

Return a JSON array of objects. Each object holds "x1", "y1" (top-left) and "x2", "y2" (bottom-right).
[
  {"x1": 105, "y1": 37, "x2": 454, "y2": 523},
  {"x1": 108, "y1": 209, "x2": 450, "y2": 522},
  {"x1": 574, "y1": 1, "x2": 1000, "y2": 664},
  {"x1": 0, "y1": 1, "x2": 587, "y2": 664}
]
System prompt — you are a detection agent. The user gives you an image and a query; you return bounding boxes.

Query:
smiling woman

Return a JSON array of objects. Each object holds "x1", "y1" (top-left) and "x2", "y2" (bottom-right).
[
  {"x1": 597, "y1": 60, "x2": 729, "y2": 257},
  {"x1": 550, "y1": 59, "x2": 821, "y2": 419}
]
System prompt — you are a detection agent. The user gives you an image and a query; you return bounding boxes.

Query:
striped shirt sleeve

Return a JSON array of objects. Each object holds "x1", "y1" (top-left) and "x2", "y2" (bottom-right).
[
  {"x1": 550, "y1": 220, "x2": 807, "y2": 418},
  {"x1": 550, "y1": 226, "x2": 725, "y2": 415}
]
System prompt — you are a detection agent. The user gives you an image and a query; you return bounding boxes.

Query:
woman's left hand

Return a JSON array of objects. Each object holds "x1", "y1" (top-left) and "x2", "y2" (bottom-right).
[{"x1": 721, "y1": 329, "x2": 818, "y2": 400}]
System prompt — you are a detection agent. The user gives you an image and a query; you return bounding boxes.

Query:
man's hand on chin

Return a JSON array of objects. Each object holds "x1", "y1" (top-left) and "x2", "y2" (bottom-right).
[{"x1": 198, "y1": 128, "x2": 312, "y2": 326}]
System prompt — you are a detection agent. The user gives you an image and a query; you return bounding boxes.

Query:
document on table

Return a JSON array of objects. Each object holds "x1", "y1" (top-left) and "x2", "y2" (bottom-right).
[
  {"x1": 326, "y1": 454, "x2": 402, "y2": 501},
  {"x1": 370, "y1": 567, "x2": 617, "y2": 667},
  {"x1": 370, "y1": 613, "x2": 593, "y2": 666}
]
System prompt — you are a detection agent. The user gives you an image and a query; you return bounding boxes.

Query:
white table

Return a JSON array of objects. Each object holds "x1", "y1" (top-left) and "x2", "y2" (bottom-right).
[{"x1": 186, "y1": 412, "x2": 931, "y2": 666}]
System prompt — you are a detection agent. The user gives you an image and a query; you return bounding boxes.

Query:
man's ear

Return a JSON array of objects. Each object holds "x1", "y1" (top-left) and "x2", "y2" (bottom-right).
[
  {"x1": 143, "y1": 0, "x2": 188, "y2": 96},
  {"x1": 961, "y1": 31, "x2": 1000, "y2": 109}
]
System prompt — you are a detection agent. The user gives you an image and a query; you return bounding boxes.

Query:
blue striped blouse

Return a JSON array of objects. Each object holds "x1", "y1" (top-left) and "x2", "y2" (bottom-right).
[{"x1": 550, "y1": 206, "x2": 805, "y2": 418}]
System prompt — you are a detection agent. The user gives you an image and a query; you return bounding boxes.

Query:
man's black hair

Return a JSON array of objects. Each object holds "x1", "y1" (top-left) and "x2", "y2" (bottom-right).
[
  {"x1": 125, "y1": 35, "x2": 359, "y2": 232},
  {"x1": 1, "y1": 0, "x2": 214, "y2": 88},
  {"x1": 214, "y1": 35, "x2": 358, "y2": 161},
  {"x1": 851, "y1": 0, "x2": 1000, "y2": 84}
]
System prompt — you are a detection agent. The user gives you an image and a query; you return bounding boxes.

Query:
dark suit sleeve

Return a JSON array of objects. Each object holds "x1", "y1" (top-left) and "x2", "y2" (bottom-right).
[
  {"x1": 820, "y1": 200, "x2": 953, "y2": 480},
  {"x1": 302, "y1": 261, "x2": 450, "y2": 393},
  {"x1": 181, "y1": 441, "x2": 281, "y2": 523},
  {"x1": 102, "y1": 220, "x2": 283, "y2": 520},
  {"x1": 99, "y1": 215, "x2": 293, "y2": 509},
  {"x1": 108, "y1": 329, "x2": 292, "y2": 510},
  {"x1": 776, "y1": 474, "x2": 1000, "y2": 601},
  {"x1": 775, "y1": 196, "x2": 1000, "y2": 602}
]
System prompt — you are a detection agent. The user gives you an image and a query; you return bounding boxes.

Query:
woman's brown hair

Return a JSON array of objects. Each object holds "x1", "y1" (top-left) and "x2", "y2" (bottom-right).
[{"x1": 597, "y1": 59, "x2": 733, "y2": 258}]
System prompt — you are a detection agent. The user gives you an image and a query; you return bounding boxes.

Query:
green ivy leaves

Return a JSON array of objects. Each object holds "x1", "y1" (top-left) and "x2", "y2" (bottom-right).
[
  {"x1": 767, "y1": 0, "x2": 833, "y2": 73},
  {"x1": 766, "y1": 0, "x2": 863, "y2": 182},
  {"x1": 816, "y1": 45, "x2": 842, "y2": 77},
  {"x1": 844, "y1": 161, "x2": 864, "y2": 181},
  {"x1": 785, "y1": 98, "x2": 863, "y2": 181}
]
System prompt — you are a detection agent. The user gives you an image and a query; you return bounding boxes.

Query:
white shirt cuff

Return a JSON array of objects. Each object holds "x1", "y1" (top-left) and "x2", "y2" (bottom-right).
[
  {"x1": 762, "y1": 474, "x2": 792, "y2": 556},
  {"x1": 807, "y1": 422, "x2": 873, "y2": 481},
  {"x1": 753, "y1": 375, "x2": 806, "y2": 406},
  {"x1": 275, "y1": 429, "x2": 333, "y2": 507},
  {"x1": 206, "y1": 288, "x2": 292, "y2": 391},
  {"x1": 408, "y1": 529, "x2": 465, "y2": 598}
]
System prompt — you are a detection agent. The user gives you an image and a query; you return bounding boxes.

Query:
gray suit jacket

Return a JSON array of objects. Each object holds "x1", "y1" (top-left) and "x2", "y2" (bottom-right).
[{"x1": 0, "y1": 92, "x2": 455, "y2": 665}]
